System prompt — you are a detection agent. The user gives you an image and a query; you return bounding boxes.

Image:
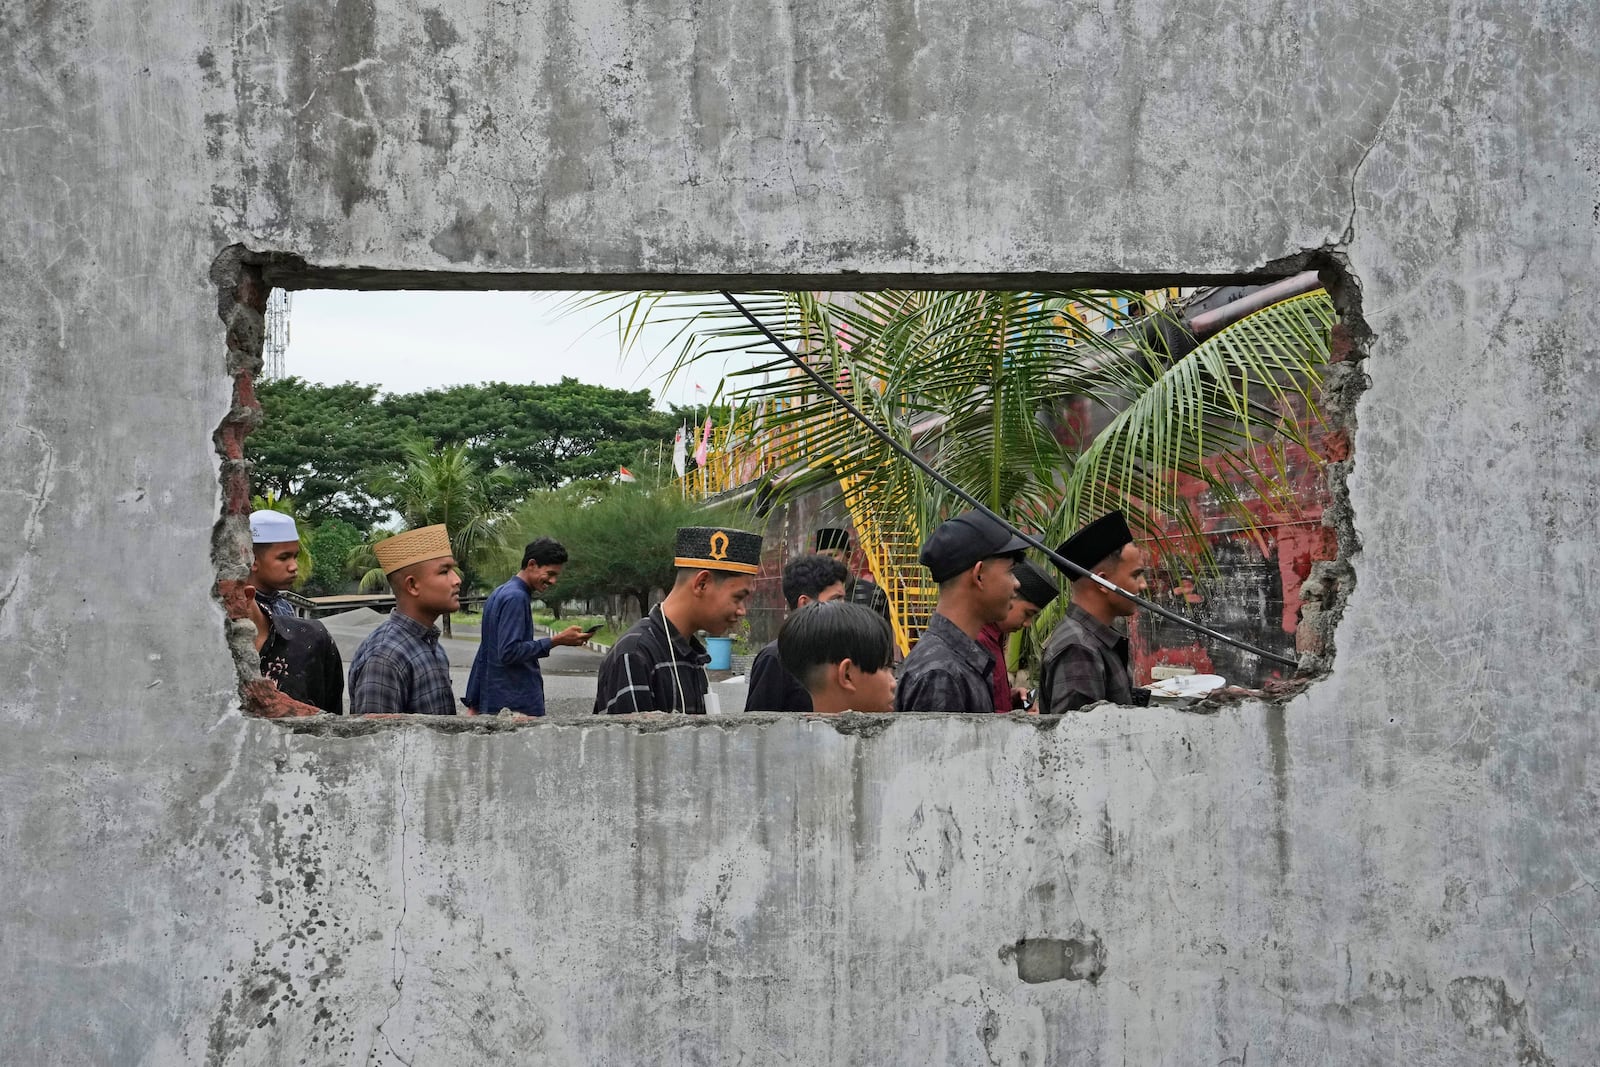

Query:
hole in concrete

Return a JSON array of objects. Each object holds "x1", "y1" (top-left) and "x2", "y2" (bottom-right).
[{"x1": 209, "y1": 246, "x2": 1367, "y2": 723}]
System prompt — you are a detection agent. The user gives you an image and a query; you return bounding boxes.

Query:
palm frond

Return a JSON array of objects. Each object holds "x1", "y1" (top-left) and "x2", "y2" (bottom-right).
[{"x1": 1057, "y1": 288, "x2": 1337, "y2": 564}]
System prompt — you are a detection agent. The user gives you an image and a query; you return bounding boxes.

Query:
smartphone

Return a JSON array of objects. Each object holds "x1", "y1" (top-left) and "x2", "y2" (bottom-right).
[{"x1": 583, "y1": 624, "x2": 603, "y2": 635}]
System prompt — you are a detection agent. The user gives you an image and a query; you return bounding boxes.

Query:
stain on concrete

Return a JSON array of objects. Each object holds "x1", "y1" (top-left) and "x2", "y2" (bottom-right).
[
  {"x1": 1446, "y1": 976, "x2": 1553, "y2": 1065},
  {"x1": 1000, "y1": 935, "x2": 1107, "y2": 984},
  {"x1": 421, "y1": 7, "x2": 460, "y2": 51},
  {"x1": 430, "y1": 203, "x2": 504, "y2": 263}
]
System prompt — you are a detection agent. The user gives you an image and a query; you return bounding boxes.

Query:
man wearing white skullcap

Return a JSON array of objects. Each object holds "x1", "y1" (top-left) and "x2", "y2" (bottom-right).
[
  {"x1": 249, "y1": 509, "x2": 303, "y2": 619},
  {"x1": 244, "y1": 508, "x2": 344, "y2": 713}
]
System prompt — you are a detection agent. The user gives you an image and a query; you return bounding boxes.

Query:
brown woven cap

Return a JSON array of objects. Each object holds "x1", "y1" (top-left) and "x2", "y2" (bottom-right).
[{"x1": 373, "y1": 524, "x2": 453, "y2": 574}]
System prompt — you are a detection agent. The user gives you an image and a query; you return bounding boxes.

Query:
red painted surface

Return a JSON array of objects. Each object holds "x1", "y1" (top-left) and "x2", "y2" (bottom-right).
[{"x1": 1131, "y1": 413, "x2": 1340, "y2": 687}]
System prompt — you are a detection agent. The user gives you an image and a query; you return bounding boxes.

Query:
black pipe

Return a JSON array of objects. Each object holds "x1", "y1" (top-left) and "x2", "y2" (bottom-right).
[{"x1": 718, "y1": 290, "x2": 1301, "y2": 671}]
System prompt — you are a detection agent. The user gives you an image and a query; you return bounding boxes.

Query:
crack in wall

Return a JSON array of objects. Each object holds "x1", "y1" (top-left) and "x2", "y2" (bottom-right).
[{"x1": 373, "y1": 728, "x2": 415, "y2": 1066}]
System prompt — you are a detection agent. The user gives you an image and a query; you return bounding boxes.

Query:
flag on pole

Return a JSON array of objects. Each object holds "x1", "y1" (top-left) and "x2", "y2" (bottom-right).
[
  {"x1": 618, "y1": 466, "x2": 637, "y2": 483},
  {"x1": 672, "y1": 425, "x2": 687, "y2": 476},
  {"x1": 693, "y1": 416, "x2": 712, "y2": 468}
]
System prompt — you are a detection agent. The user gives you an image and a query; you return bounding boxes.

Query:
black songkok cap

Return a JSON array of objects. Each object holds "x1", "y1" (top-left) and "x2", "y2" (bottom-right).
[
  {"x1": 675, "y1": 526, "x2": 763, "y2": 575},
  {"x1": 918, "y1": 510, "x2": 1031, "y2": 583},
  {"x1": 1055, "y1": 511, "x2": 1134, "y2": 580},
  {"x1": 1012, "y1": 560, "x2": 1060, "y2": 608},
  {"x1": 813, "y1": 527, "x2": 851, "y2": 552}
]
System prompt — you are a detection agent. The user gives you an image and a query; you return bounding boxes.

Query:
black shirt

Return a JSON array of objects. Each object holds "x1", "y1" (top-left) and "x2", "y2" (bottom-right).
[
  {"x1": 260, "y1": 613, "x2": 344, "y2": 714},
  {"x1": 593, "y1": 605, "x2": 710, "y2": 715},
  {"x1": 743, "y1": 640, "x2": 812, "y2": 713},
  {"x1": 894, "y1": 611, "x2": 995, "y2": 713},
  {"x1": 846, "y1": 576, "x2": 892, "y2": 624},
  {"x1": 1037, "y1": 603, "x2": 1152, "y2": 712}
]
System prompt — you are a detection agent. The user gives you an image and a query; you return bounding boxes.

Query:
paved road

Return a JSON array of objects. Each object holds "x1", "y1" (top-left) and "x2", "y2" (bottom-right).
[{"x1": 314, "y1": 609, "x2": 749, "y2": 717}]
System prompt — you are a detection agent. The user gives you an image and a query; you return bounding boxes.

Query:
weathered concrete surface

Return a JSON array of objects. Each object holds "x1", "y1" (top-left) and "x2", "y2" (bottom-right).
[{"x1": 3, "y1": 0, "x2": 1598, "y2": 1063}]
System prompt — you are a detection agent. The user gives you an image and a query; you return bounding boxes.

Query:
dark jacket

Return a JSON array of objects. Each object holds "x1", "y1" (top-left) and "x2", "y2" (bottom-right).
[
  {"x1": 744, "y1": 640, "x2": 812, "y2": 713},
  {"x1": 846, "y1": 576, "x2": 892, "y2": 624},
  {"x1": 463, "y1": 575, "x2": 553, "y2": 715},
  {"x1": 1037, "y1": 603, "x2": 1151, "y2": 712},
  {"x1": 259, "y1": 613, "x2": 344, "y2": 714},
  {"x1": 593, "y1": 605, "x2": 710, "y2": 715},
  {"x1": 894, "y1": 611, "x2": 994, "y2": 713}
]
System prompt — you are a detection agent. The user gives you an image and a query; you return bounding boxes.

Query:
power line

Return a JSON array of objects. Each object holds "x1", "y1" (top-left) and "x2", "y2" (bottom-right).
[{"x1": 717, "y1": 290, "x2": 1301, "y2": 670}]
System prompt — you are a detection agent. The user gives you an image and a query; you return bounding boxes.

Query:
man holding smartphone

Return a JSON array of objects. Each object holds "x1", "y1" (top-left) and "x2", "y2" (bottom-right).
[{"x1": 463, "y1": 537, "x2": 591, "y2": 716}]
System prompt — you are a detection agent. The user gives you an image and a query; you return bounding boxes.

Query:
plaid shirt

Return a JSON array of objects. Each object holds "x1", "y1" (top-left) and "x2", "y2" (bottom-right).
[
  {"x1": 894, "y1": 611, "x2": 995, "y2": 713},
  {"x1": 593, "y1": 605, "x2": 709, "y2": 715},
  {"x1": 256, "y1": 589, "x2": 296, "y2": 619},
  {"x1": 1037, "y1": 603, "x2": 1151, "y2": 713},
  {"x1": 348, "y1": 611, "x2": 456, "y2": 715}
]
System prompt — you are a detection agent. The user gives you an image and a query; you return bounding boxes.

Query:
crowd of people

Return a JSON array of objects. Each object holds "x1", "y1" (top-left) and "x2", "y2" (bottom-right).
[{"x1": 241, "y1": 504, "x2": 1152, "y2": 717}]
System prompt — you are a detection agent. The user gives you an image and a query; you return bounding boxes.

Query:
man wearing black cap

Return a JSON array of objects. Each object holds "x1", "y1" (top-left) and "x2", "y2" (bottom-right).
[
  {"x1": 593, "y1": 526, "x2": 764, "y2": 715},
  {"x1": 895, "y1": 510, "x2": 1028, "y2": 713},
  {"x1": 1037, "y1": 511, "x2": 1152, "y2": 712},
  {"x1": 814, "y1": 527, "x2": 892, "y2": 625},
  {"x1": 976, "y1": 560, "x2": 1059, "y2": 713}
]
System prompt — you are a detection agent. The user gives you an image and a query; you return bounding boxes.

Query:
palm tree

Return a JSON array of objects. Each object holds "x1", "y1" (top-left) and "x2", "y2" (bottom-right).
[
  {"x1": 378, "y1": 441, "x2": 515, "y2": 635},
  {"x1": 584, "y1": 285, "x2": 1337, "y2": 662}
]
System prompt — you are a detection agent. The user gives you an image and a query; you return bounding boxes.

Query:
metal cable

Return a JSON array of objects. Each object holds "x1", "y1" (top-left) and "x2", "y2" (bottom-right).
[{"x1": 718, "y1": 290, "x2": 1302, "y2": 670}]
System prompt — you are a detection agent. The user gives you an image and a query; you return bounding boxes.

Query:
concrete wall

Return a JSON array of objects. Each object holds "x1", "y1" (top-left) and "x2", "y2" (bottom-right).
[{"x1": 3, "y1": 1, "x2": 1596, "y2": 1063}]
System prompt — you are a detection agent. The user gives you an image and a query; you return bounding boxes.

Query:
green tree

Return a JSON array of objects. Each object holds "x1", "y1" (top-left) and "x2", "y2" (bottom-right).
[
  {"x1": 382, "y1": 441, "x2": 514, "y2": 627},
  {"x1": 246, "y1": 378, "x2": 403, "y2": 527},
  {"x1": 379, "y1": 378, "x2": 678, "y2": 505},
  {"x1": 497, "y1": 483, "x2": 755, "y2": 625},
  {"x1": 300, "y1": 518, "x2": 364, "y2": 597},
  {"x1": 602, "y1": 288, "x2": 1334, "y2": 564}
]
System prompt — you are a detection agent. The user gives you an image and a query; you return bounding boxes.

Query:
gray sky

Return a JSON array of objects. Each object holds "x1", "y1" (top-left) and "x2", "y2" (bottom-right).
[{"x1": 279, "y1": 289, "x2": 750, "y2": 410}]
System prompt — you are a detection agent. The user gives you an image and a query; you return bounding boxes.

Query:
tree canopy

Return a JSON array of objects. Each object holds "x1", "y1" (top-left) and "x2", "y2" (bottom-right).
[
  {"x1": 247, "y1": 376, "x2": 680, "y2": 526},
  {"x1": 493, "y1": 482, "x2": 756, "y2": 620}
]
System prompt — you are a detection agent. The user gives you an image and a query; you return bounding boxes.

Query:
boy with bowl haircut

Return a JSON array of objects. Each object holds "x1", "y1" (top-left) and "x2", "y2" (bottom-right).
[
  {"x1": 776, "y1": 601, "x2": 897, "y2": 714},
  {"x1": 744, "y1": 553, "x2": 849, "y2": 713}
]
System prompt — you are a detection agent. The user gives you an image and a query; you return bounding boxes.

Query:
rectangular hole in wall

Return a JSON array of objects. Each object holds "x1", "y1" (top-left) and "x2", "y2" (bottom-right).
[{"x1": 212, "y1": 253, "x2": 1362, "y2": 722}]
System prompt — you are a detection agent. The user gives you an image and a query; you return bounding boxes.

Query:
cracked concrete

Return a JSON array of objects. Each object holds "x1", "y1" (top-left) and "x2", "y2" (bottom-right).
[{"x1": 4, "y1": 0, "x2": 1600, "y2": 1063}]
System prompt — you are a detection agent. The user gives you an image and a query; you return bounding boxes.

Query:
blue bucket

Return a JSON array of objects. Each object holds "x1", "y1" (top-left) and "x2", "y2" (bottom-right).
[{"x1": 704, "y1": 635, "x2": 733, "y2": 670}]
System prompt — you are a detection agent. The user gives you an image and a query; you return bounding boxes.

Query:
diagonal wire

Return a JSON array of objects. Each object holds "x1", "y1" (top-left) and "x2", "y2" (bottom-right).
[{"x1": 718, "y1": 290, "x2": 1300, "y2": 670}]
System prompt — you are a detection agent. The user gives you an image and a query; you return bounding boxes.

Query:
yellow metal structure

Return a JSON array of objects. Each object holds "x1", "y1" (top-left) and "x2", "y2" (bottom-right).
[
  {"x1": 679, "y1": 412, "x2": 933, "y2": 654},
  {"x1": 833, "y1": 468, "x2": 936, "y2": 655}
]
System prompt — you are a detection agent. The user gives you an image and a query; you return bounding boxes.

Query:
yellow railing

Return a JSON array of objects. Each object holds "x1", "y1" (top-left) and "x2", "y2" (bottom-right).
[
  {"x1": 678, "y1": 415, "x2": 934, "y2": 655},
  {"x1": 835, "y1": 469, "x2": 936, "y2": 655}
]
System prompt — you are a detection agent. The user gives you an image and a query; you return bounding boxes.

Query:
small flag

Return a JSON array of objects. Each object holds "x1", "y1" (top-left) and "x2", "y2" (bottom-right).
[
  {"x1": 693, "y1": 416, "x2": 712, "y2": 467},
  {"x1": 618, "y1": 466, "x2": 637, "y2": 483},
  {"x1": 672, "y1": 425, "x2": 687, "y2": 476}
]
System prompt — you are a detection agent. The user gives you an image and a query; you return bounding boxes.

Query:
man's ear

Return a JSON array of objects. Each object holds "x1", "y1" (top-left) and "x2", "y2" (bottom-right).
[
  {"x1": 690, "y1": 569, "x2": 713, "y2": 595},
  {"x1": 837, "y1": 658, "x2": 858, "y2": 693},
  {"x1": 796, "y1": 594, "x2": 813, "y2": 610}
]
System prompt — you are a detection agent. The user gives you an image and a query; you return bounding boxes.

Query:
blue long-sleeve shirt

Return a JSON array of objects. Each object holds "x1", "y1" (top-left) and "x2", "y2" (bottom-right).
[{"x1": 463, "y1": 575, "x2": 554, "y2": 715}]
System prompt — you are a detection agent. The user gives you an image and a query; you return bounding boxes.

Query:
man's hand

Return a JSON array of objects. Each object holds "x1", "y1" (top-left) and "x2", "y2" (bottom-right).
[
  {"x1": 550, "y1": 625, "x2": 591, "y2": 647},
  {"x1": 242, "y1": 584, "x2": 270, "y2": 652}
]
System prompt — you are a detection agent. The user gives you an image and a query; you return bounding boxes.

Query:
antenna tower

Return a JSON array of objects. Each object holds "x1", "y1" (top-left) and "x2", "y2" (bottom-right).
[{"x1": 263, "y1": 289, "x2": 291, "y2": 379}]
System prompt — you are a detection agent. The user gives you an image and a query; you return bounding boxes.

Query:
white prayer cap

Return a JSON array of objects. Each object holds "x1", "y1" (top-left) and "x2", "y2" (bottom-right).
[{"x1": 250, "y1": 510, "x2": 300, "y2": 545}]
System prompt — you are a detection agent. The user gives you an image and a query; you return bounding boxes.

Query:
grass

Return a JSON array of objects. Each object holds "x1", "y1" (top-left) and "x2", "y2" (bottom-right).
[
  {"x1": 445, "y1": 608, "x2": 619, "y2": 645},
  {"x1": 534, "y1": 613, "x2": 619, "y2": 646}
]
